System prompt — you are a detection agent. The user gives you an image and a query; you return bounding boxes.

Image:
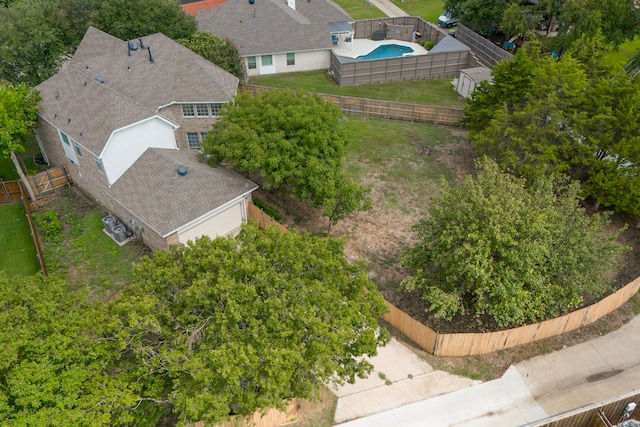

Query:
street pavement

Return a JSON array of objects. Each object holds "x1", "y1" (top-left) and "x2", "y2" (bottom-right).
[{"x1": 334, "y1": 315, "x2": 640, "y2": 426}]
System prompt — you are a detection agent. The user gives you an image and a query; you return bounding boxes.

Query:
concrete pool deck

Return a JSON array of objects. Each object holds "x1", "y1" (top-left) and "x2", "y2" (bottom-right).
[{"x1": 332, "y1": 39, "x2": 428, "y2": 59}]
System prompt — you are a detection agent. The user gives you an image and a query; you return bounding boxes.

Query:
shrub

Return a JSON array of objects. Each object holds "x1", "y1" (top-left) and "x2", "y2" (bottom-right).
[
  {"x1": 424, "y1": 40, "x2": 434, "y2": 50},
  {"x1": 33, "y1": 210, "x2": 62, "y2": 239},
  {"x1": 253, "y1": 197, "x2": 285, "y2": 222}
]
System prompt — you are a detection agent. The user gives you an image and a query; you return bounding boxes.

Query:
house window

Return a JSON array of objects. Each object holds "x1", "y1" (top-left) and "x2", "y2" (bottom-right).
[
  {"x1": 261, "y1": 55, "x2": 273, "y2": 66},
  {"x1": 182, "y1": 104, "x2": 195, "y2": 117},
  {"x1": 287, "y1": 53, "x2": 295, "y2": 66},
  {"x1": 94, "y1": 156, "x2": 103, "y2": 173},
  {"x1": 247, "y1": 56, "x2": 257, "y2": 69},
  {"x1": 60, "y1": 131, "x2": 71, "y2": 146},
  {"x1": 187, "y1": 132, "x2": 201, "y2": 149},
  {"x1": 73, "y1": 141, "x2": 82, "y2": 156},
  {"x1": 210, "y1": 103, "x2": 223, "y2": 116},
  {"x1": 196, "y1": 104, "x2": 209, "y2": 117}
]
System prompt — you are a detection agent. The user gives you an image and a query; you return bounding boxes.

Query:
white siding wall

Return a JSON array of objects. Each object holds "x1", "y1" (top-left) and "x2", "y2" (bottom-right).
[
  {"x1": 102, "y1": 117, "x2": 177, "y2": 185},
  {"x1": 246, "y1": 50, "x2": 331, "y2": 77},
  {"x1": 178, "y1": 201, "x2": 244, "y2": 244}
]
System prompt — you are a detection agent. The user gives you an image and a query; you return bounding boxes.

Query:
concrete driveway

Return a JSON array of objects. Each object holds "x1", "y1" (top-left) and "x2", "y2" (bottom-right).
[{"x1": 331, "y1": 338, "x2": 477, "y2": 423}]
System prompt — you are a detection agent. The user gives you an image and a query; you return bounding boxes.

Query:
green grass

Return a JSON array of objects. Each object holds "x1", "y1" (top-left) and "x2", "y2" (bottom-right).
[
  {"x1": 0, "y1": 203, "x2": 40, "y2": 276},
  {"x1": 249, "y1": 70, "x2": 466, "y2": 107},
  {"x1": 345, "y1": 116, "x2": 454, "y2": 180},
  {"x1": 332, "y1": 0, "x2": 387, "y2": 20},
  {"x1": 0, "y1": 135, "x2": 47, "y2": 181},
  {"x1": 603, "y1": 36, "x2": 640, "y2": 69},
  {"x1": 395, "y1": 0, "x2": 444, "y2": 23},
  {"x1": 36, "y1": 189, "x2": 147, "y2": 299}
]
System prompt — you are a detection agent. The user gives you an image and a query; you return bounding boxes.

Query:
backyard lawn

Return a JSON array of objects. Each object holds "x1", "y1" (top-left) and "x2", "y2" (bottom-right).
[
  {"x1": 603, "y1": 36, "x2": 640, "y2": 68},
  {"x1": 394, "y1": 0, "x2": 444, "y2": 23},
  {"x1": 249, "y1": 70, "x2": 466, "y2": 107},
  {"x1": 34, "y1": 188, "x2": 148, "y2": 300},
  {"x1": 332, "y1": 0, "x2": 386, "y2": 20},
  {"x1": 0, "y1": 202, "x2": 40, "y2": 276}
]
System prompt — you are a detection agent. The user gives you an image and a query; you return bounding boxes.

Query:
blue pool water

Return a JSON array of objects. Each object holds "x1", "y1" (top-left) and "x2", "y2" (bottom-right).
[{"x1": 356, "y1": 44, "x2": 414, "y2": 60}]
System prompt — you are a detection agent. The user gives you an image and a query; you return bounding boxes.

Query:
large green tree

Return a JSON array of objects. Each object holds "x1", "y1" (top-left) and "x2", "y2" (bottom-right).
[
  {"x1": 444, "y1": 0, "x2": 639, "y2": 49},
  {"x1": 108, "y1": 224, "x2": 389, "y2": 425},
  {"x1": 179, "y1": 31, "x2": 245, "y2": 80},
  {"x1": 464, "y1": 37, "x2": 640, "y2": 215},
  {"x1": 0, "y1": 273, "x2": 147, "y2": 426},
  {"x1": 203, "y1": 90, "x2": 371, "y2": 226},
  {"x1": 401, "y1": 158, "x2": 628, "y2": 328},
  {"x1": 0, "y1": 81, "x2": 40, "y2": 200}
]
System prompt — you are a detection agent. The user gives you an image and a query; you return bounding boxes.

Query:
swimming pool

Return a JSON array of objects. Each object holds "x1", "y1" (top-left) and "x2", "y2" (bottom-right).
[{"x1": 356, "y1": 44, "x2": 414, "y2": 60}]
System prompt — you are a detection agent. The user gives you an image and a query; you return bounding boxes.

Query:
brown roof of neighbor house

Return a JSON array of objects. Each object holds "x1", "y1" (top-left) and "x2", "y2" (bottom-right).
[
  {"x1": 181, "y1": 0, "x2": 229, "y2": 17},
  {"x1": 108, "y1": 148, "x2": 257, "y2": 237},
  {"x1": 36, "y1": 26, "x2": 239, "y2": 156},
  {"x1": 197, "y1": 0, "x2": 352, "y2": 57}
]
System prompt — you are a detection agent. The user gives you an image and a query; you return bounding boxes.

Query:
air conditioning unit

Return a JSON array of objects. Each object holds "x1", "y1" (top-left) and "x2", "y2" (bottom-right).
[
  {"x1": 102, "y1": 215, "x2": 117, "y2": 234},
  {"x1": 112, "y1": 224, "x2": 128, "y2": 243}
]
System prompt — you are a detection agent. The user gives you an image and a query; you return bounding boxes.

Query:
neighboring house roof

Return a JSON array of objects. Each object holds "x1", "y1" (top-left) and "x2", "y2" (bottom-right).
[
  {"x1": 180, "y1": 0, "x2": 229, "y2": 17},
  {"x1": 108, "y1": 148, "x2": 257, "y2": 237},
  {"x1": 197, "y1": 0, "x2": 352, "y2": 56},
  {"x1": 36, "y1": 26, "x2": 239, "y2": 156},
  {"x1": 429, "y1": 35, "x2": 470, "y2": 54}
]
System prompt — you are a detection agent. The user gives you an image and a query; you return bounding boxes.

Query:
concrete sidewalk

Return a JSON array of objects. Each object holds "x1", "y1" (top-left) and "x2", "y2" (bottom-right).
[
  {"x1": 332, "y1": 338, "x2": 477, "y2": 423},
  {"x1": 335, "y1": 315, "x2": 640, "y2": 426},
  {"x1": 367, "y1": 0, "x2": 407, "y2": 18}
]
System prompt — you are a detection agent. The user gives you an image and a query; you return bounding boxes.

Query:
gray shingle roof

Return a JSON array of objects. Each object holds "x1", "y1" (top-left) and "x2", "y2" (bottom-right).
[
  {"x1": 197, "y1": 0, "x2": 352, "y2": 56},
  {"x1": 108, "y1": 148, "x2": 257, "y2": 237},
  {"x1": 36, "y1": 27, "x2": 239, "y2": 155},
  {"x1": 429, "y1": 35, "x2": 470, "y2": 54}
]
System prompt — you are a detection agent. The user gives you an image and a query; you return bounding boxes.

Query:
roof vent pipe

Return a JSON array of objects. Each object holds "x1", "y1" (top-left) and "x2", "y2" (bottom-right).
[
  {"x1": 147, "y1": 46, "x2": 154, "y2": 63},
  {"x1": 177, "y1": 166, "x2": 187, "y2": 176}
]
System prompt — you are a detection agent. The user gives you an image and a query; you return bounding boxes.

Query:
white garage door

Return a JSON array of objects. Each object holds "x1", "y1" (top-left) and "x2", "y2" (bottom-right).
[{"x1": 178, "y1": 202, "x2": 243, "y2": 244}]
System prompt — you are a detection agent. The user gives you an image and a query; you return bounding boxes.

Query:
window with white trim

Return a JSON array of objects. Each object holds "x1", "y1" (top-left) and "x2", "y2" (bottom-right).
[
  {"x1": 261, "y1": 55, "x2": 273, "y2": 66},
  {"x1": 287, "y1": 52, "x2": 295, "y2": 66},
  {"x1": 196, "y1": 104, "x2": 209, "y2": 117},
  {"x1": 182, "y1": 103, "x2": 224, "y2": 117},
  {"x1": 187, "y1": 132, "x2": 207, "y2": 149},
  {"x1": 60, "y1": 131, "x2": 71, "y2": 146},
  {"x1": 247, "y1": 56, "x2": 257, "y2": 69},
  {"x1": 182, "y1": 104, "x2": 195, "y2": 117},
  {"x1": 73, "y1": 141, "x2": 82, "y2": 156},
  {"x1": 210, "y1": 103, "x2": 223, "y2": 116},
  {"x1": 94, "y1": 156, "x2": 103, "y2": 173}
]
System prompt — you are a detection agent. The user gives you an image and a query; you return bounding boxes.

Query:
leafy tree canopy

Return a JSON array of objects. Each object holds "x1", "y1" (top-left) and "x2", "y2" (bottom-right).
[
  {"x1": 0, "y1": 273, "x2": 145, "y2": 426},
  {"x1": 464, "y1": 36, "x2": 640, "y2": 215},
  {"x1": 444, "y1": 0, "x2": 639, "y2": 48},
  {"x1": 0, "y1": 81, "x2": 40, "y2": 199},
  {"x1": 402, "y1": 158, "x2": 628, "y2": 328},
  {"x1": 0, "y1": 0, "x2": 196, "y2": 85},
  {"x1": 0, "y1": 81, "x2": 40, "y2": 156},
  {"x1": 203, "y1": 90, "x2": 371, "y2": 225},
  {"x1": 179, "y1": 31, "x2": 245, "y2": 80},
  {"x1": 108, "y1": 224, "x2": 389, "y2": 425}
]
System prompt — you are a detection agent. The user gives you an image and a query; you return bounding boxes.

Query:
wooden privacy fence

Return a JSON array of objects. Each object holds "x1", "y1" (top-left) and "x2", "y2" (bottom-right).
[
  {"x1": 0, "y1": 166, "x2": 71, "y2": 204},
  {"x1": 248, "y1": 202, "x2": 288, "y2": 233},
  {"x1": 239, "y1": 85, "x2": 464, "y2": 126},
  {"x1": 384, "y1": 276, "x2": 640, "y2": 357},
  {"x1": 529, "y1": 389, "x2": 640, "y2": 427},
  {"x1": 190, "y1": 400, "x2": 297, "y2": 427},
  {"x1": 17, "y1": 181, "x2": 48, "y2": 276},
  {"x1": 454, "y1": 23, "x2": 512, "y2": 68}
]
